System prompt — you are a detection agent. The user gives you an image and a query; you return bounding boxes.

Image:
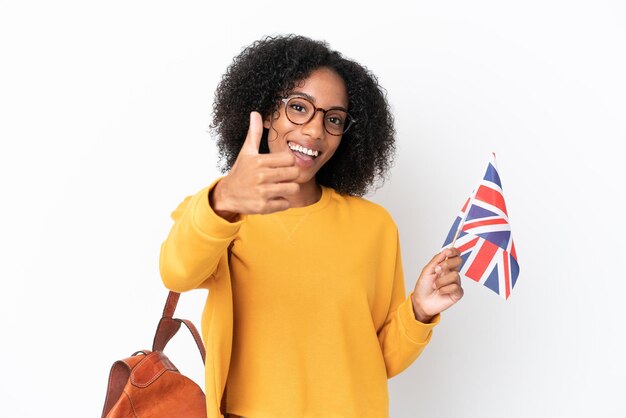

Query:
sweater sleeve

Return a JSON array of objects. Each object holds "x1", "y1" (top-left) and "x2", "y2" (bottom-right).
[
  {"x1": 159, "y1": 177, "x2": 245, "y2": 292},
  {"x1": 377, "y1": 230, "x2": 441, "y2": 379}
]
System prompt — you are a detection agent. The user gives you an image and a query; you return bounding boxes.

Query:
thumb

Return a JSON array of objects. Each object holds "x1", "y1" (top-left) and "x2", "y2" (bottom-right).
[
  {"x1": 424, "y1": 250, "x2": 449, "y2": 275},
  {"x1": 241, "y1": 111, "x2": 264, "y2": 155}
]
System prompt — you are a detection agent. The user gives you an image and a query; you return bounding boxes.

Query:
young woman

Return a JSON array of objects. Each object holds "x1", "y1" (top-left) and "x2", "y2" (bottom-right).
[{"x1": 159, "y1": 35, "x2": 463, "y2": 418}]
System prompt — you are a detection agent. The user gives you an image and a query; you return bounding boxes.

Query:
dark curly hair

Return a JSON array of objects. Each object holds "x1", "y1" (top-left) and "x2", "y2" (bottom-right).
[{"x1": 210, "y1": 34, "x2": 395, "y2": 196}]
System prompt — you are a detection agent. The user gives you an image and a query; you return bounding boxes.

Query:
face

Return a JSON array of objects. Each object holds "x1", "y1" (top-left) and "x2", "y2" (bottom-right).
[{"x1": 263, "y1": 67, "x2": 349, "y2": 185}]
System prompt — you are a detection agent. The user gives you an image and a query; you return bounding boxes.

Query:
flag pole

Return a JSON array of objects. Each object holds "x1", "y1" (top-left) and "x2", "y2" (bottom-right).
[
  {"x1": 450, "y1": 224, "x2": 463, "y2": 248},
  {"x1": 449, "y1": 153, "x2": 495, "y2": 249},
  {"x1": 449, "y1": 191, "x2": 474, "y2": 249}
]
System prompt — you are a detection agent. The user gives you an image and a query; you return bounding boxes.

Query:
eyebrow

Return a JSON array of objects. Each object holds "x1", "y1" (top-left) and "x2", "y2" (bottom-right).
[{"x1": 289, "y1": 91, "x2": 348, "y2": 112}]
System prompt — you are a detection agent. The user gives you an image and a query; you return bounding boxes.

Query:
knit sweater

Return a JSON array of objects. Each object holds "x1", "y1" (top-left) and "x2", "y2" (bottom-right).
[{"x1": 159, "y1": 178, "x2": 440, "y2": 418}]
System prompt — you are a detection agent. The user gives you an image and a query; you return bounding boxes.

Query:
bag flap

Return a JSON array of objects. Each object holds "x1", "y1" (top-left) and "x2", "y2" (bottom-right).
[{"x1": 130, "y1": 351, "x2": 178, "y2": 388}]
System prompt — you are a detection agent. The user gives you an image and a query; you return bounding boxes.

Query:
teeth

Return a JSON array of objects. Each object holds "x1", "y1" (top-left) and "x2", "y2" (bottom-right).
[{"x1": 288, "y1": 142, "x2": 319, "y2": 157}]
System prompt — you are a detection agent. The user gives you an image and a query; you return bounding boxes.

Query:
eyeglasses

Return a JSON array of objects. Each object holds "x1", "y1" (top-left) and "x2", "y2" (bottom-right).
[{"x1": 280, "y1": 96, "x2": 355, "y2": 136}]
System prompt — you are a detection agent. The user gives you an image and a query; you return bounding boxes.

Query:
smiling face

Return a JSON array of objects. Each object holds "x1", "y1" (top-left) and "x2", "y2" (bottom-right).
[{"x1": 264, "y1": 67, "x2": 348, "y2": 186}]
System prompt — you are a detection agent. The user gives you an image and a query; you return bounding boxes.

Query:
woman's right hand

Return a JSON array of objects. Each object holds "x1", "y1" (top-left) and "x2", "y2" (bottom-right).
[{"x1": 209, "y1": 111, "x2": 300, "y2": 221}]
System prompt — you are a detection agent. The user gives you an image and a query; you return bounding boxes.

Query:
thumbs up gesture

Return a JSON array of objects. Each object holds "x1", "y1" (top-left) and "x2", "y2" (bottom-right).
[{"x1": 210, "y1": 112, "x2": 300, "y2": 220}]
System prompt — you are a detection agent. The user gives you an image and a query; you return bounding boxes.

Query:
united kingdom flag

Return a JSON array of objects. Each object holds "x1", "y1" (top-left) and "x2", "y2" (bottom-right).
[{"x1": 443, "y1": 153, "x2": 520, "y2": 299}]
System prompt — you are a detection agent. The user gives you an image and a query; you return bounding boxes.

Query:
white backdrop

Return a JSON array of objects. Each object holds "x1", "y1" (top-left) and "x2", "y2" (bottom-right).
[{"x1": 1, "y1": 1, "x2": 625, "y2": 417}]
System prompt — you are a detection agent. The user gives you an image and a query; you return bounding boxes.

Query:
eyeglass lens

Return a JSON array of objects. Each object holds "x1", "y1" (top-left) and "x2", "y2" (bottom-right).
[{"x1": 284, "y1": 97, "x2": 351, "y2": 135}]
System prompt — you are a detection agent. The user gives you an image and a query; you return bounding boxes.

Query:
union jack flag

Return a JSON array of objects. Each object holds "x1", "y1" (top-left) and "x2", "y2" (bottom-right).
[{"x1": 442, "y1": 153, "x2": 520, "y2": 299}]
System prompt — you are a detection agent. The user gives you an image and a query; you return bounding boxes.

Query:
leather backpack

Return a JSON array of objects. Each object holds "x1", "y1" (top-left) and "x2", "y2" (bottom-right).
[{"x1": 101, "y1": 291, "x2": 208, "y2": 417}]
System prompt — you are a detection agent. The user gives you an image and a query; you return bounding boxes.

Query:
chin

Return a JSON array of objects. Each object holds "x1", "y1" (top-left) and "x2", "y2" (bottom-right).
[{"x1": 295, "y1": 172, "x2": 316, "y2": 184}]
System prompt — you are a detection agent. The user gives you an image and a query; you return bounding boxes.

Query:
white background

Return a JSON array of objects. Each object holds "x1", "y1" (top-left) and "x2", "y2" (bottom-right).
[{"x1": 1, "y1": 0, "x2": 625, "y2": 417}]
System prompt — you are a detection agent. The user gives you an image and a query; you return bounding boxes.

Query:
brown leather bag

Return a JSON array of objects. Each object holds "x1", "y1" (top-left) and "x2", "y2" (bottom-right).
[{"x1": 101, "y1": 291, "x2": 208, "y2": 418}]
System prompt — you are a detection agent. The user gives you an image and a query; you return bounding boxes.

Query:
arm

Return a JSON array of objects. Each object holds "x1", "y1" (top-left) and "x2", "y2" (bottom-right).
[
  {"x1": 377, "y1": 231, "x2": 441, "y2": 379},
  {"x1": 159, "y1": 112, "x2": 301, "y2": 293},
  {"x1": 159, "y1": 178, "x2": 244, "y2": 292}
]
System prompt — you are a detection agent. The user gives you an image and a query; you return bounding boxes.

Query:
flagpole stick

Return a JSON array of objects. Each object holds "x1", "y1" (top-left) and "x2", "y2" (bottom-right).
[
  {"x1": 450, "y1": 226, "x2": 462, "y2": 248},
  {"x1": 449, "y1": 201, "x2": 470, "y2": 250},
  {"x1": 445, "y1": 225, "x2": 463, "y2": 264},
  {"x1": 449, "y1": 179, "x2": 479, "y2": 252}
]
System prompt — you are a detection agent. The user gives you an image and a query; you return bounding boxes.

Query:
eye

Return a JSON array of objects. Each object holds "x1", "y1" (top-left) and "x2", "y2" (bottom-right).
[
  {"x1": 290, "y1": 104, "x2": 306, "y2": 113},
  {"x1": 327, "y1": 113, "x2": 346, "y2": 126},
  {"x1": 287, "y1": 99, "x2": 310, "y2": 113}
]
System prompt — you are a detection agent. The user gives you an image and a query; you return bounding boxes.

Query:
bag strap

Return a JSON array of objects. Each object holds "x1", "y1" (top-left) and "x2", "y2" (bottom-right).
[
  {"x1": 152, "y1": 291, "x2": 206, "y2": 364},
  {"x1": 102, "y1": 293, "x2": 207, "y2": 418}
]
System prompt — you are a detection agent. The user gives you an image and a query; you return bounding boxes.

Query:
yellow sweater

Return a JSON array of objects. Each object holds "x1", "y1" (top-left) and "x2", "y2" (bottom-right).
[{"x1": 159, "y1": 178, "x2": 440, "y2": 418}]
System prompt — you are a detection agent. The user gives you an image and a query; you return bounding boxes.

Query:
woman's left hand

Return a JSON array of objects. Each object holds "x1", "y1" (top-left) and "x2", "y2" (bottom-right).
[{"x1": 411, "y1": 247, "x2": 464, "y2": 323}]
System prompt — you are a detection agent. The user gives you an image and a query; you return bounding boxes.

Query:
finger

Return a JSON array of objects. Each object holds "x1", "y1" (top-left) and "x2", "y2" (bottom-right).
[
  {"x1": 437, "y1": 255, "x2": 463, "y2": 273},
  {"x1": 241, "y1": 111, "x2": 264, "y2": 155},
  {"x1": 256, "y1": 167, "x2": 300, "y2": 184},
  {"x1": 424, "y1": 251, "x2": 449, "y2": 275},
  {"x1": 259, "y1": 182, "x2": 300, "y2": 200},
  {"x1": 433, "y1": 271, "x2": 461, "y2": 290},
  {"x1": 442, "y1": 247, "x2": 461, "y2": 259},
  {"x1": 437, "y1": 283, "x2": 464, "y2": 302},
  {"x1": 255, "y1": 152, "x2": 296, "y2": 169}
]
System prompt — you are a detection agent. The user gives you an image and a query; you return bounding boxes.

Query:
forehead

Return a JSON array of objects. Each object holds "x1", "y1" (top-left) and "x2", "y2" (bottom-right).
[{"x1": 290, "y1": 67, "x2": 348, "y2": 108}]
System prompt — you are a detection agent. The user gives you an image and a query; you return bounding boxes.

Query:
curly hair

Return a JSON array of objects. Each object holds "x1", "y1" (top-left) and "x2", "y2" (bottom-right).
[{"x1": 210, "y1": 34, "x2": 395, "y2": 196}]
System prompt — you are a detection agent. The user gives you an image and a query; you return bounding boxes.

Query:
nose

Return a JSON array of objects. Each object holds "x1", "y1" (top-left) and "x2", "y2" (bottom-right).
[{"x1": 301, "y1": 110, "x2": 325, "y2": 139}]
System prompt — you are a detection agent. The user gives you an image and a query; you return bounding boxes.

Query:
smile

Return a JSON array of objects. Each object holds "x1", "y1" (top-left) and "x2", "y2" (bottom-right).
[{"x1": 288, "y1": 141, "x2": 319, "y2": 158}]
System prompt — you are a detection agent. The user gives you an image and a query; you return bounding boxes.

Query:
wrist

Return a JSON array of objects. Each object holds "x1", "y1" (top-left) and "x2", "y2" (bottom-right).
[
  {"x1": 209, "y1": 180, "x2": 239, "y2": 222},
  {"x1": 411, "y1": 295, "x2": 434, "y2": 323}
]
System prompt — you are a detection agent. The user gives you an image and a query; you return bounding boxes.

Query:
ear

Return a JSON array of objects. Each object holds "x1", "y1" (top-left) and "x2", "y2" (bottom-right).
[
  {"x1": 263, "y1": 113, "x2": 272, "y2": 129},
  {"x1": 263, "y1": 107, "x2": 281, "y2": 129}
]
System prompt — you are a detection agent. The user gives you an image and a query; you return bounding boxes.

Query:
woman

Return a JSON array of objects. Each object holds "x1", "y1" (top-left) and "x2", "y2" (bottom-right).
[{"x1": 159, "y1": 35, "x2": 463, "y2": 418}]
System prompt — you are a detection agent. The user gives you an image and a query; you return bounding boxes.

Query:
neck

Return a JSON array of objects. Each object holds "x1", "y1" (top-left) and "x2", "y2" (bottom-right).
[{"x1": 287, "y1": 180, "x2": 322, "y2": 208}]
